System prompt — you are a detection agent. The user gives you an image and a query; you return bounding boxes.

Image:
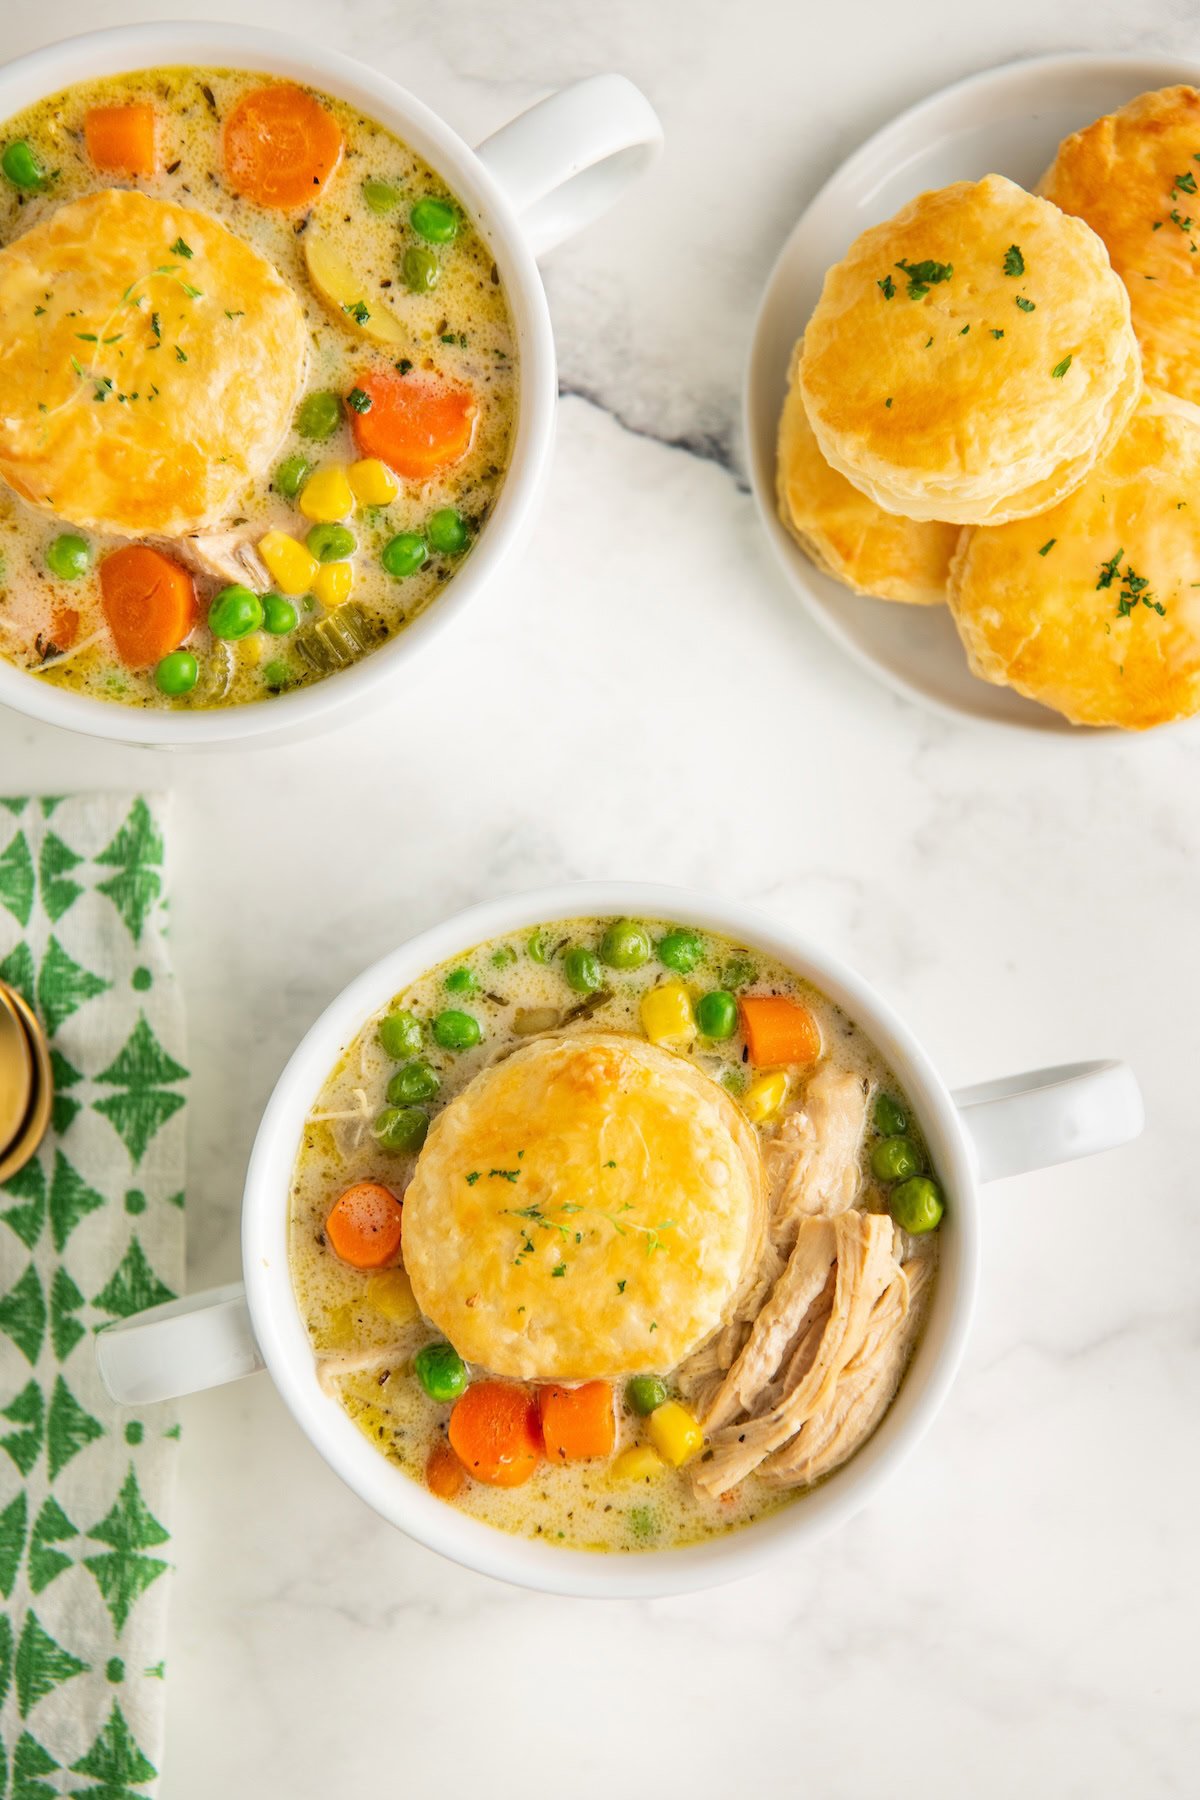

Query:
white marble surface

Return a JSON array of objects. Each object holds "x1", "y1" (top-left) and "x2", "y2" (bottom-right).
[{"x1": 3, "y1": 0, "x2": 1199, "y2": 1793}]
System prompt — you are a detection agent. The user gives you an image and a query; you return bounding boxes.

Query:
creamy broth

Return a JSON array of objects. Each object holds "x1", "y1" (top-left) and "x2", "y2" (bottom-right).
[
  {"x1": 288, "y1": 919, "x2": 942, "y2": 1554},
  {"x1": 0, "y1": 68, "x2": 516, "y2": 708}
]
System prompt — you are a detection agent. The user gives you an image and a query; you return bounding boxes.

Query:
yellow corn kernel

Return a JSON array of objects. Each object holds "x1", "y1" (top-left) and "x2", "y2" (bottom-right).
[
  {"x1": 299, "y1": 463, "x2": 354, "y2": 523},
  {"x1": 365, "y1": 1267, "x2": 417, "y2": 1325},
  {"x1": 640, "y1": 980, "x2": 694, "y2": 1046},
  {"x1": 236, "y1": 632, "x2": 263, "y2": 668},
  {"x1": 611, "y1": 1445, "x2": 664, "y2": 1484},
  {"x1": 646, "y1": 1400, "x2": 704, "y2": 1468},
  {"x1": 744, "y1": 1070, "x2": 788, "y2": 1123},
  {"x1": 258, "y1": 530, "x2": 318, "y2": 596},
  {"x1": 312, "y1": 560, "x2": 353, "y2": 608},
  {"x1": 348, "y1": 457, "x2": 399, "y2": 507},
  {"x1": 315, "y1": 1303, "x2": 355, "y2": 1352}
]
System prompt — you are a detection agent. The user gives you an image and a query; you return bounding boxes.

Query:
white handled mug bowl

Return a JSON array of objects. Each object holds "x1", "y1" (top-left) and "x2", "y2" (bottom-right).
[
  {"x1": 97, "y1": 883, "x2": 1144, "y2": 1596},
  {"x1": 0, "y1": 23, "x2": 662, "y2": 748}
]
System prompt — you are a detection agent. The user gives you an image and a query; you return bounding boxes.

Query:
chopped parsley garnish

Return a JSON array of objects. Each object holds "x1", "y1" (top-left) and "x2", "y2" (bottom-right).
[
  {"x1": 224, "y1": 309, "x2": 245, "y2": 321},
  {"x1": 488, "y1": 1168, "x2": 520, "y2": 1183},
  {"x1": 175, "y1": 345, "x2": 187, "y2": 362},
  {"x1": 1153, "y1": 219, "x2": 1164, "y2": 230},
  {"x1": 604, "y1": 1160, "x2": 617, "y2": 1169},
  {"x1": 150, "y1": 311, "x2": 162, "y2": 339},
  {"x1": 885, "y1": 397, "x2": 893, "y2": 408},
  {"x1": 343, "y1": 299, "x2": 370, "y2": 325},
  {"x1": 991, "y1": 328, "x2": 1004, "y2": 338},
  {"x1": 1051, "y1": 355, "x2": 1073, "y2": 379},
  {"x1": 395, "y1": 357, "x2": 413, "y2": 375},
  {"x1": 1096, "y1": 547, "x2": 1124, "y2": 589},
  {"x1": 1003, "y1": 244, "x2": 1025, "y2": 276},
  {"x1": 1015, "y1": 295, "x2": 1036, "y2": 312},
  {"x1": 345, "y1": 385, "x2": 372, "y2": 414},
  {"x1": 1038, "y1": 539, "x2": 1056, "y2": 556},
  {"x1": 93, "y1": 377, "x2": 113, "y2": 403},
  {"x1": 169, "y1": 236, "x2": 194, "y2": 258},
  {"x1": 1173, "y1": 169, "x2": 1197, "y2": 196},
  {"x1": 551, "y1": 1262, "x2": 566, "y2": 1278},
  {"x1": 179, "y1": 282, "x2": 203, "y2": 300},
  {"x1": 877, "y1": 273, "x2": 896, "y2": 299},
  {"x1": 959, "y1": 323, "x2": 970, "y2": 335},
  {"x1": 465, "y1": 1171, "x2": 480, "y2": 1185},
  {"x1": 1097, "y1": 548, "x2": 1166, "y2": 618},
  {"x1": 616, "y1": 1279, "x2": 626, "y2": 1294},
  {"x1": 75, "y1": 332, "x2": 98, "y2": 342},
  {"x1": 895, "y1": 257, "x2": 953, "y2": 299}
]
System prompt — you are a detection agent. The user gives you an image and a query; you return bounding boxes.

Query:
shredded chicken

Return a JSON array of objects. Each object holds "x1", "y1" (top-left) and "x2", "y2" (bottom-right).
[
  {"x1": 175, "y1": 530, "x2": 270, "y2": 593},
  {"x1": 692, "y1": 1209, "x2": 900, "y2": 1497},
  {"x1": 701, "y1": 1216, "x2": 837, "y2": 1430},
  {"x1": 764, "y1": 1065, "x2": 868, "y2": 1248}
]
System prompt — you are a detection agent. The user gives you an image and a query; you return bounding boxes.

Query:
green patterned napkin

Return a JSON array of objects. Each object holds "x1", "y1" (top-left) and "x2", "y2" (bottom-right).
[{"x1": 0, "y1": 795, "x2": 186, "y2": 1798}]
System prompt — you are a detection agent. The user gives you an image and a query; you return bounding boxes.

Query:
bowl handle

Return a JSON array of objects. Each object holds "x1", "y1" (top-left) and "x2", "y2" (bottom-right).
[
  {"x1": 952, "y1": 1059, "x2": 1144, "y2": 1183},
  {"x1": 95, "y1": 1281, "x2": 262, "y2": 1405},
  {"x1": 475, "y1": 74, "x2": 662, "y2": 258}
]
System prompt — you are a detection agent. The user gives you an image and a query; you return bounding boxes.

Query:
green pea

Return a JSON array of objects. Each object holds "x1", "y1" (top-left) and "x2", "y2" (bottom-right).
[
  {"x1": 427, "y1": 507, "x2": 470, "y2": 555},
  {"x1": 658, "y1": 929, "x2": 705, "y2": 975},
  {"x1": 295, "y1": 390, "x2": 342, "y2": 440},
  {"x1": 263, "y1": 659, "x2": 293, "y2": 692},
  {"x1": 413, "y1": 1340, "x2": 467, "y2": 1402},
  {"x1": 45, "y1": 533, "x2": 90, "y2": 581},
  {"x1": 890, "y1": 1176, "x2": 944, "y2": 1235},
  {"x1": 444, "y1": 967, "x2": 478, "y2": 995},
  {"x1": 378, "y1": 1009, "x2": 422, "y2": 1059},
  {"x1": 373, "y1": 1105, "x2": 429, "y2": 1154},
  {"x1": 207, "y1": 584, "x2": 263, "y2": 641},
  {"x1": 433, "y1": 1009, "x2": 481, "y2": 1052},
  {"x1": 363, "y1": 178, "x2": 402, "y2": 214},
  {"x1": 696, "y1": 990, "x2": 738, "y2": 1040},
  {"x1": 870, "y1": 1137, "x2": 923, "y2": 1183},
  {"x1": 873, "y1": 1093, "x2": 908, "y2": 1137},
  {"x1": 491, "y1": 945, "x2": 517, "y2": 969},
  {"x1": 626, "y1": 1375, "x2": 667, "y2": 1416},
  {"x1": 154, "y1": 650, "x2": 198, "y2": 696},
  {"x1": 262, "y1": 594, "x2": 298, "y2": 636},
  {"x1": 403, "y1": 244, "x2": 440, "y2": 292},
  {"x1": 2, "y1": 140, "x2": 47, "y2": 191},
  {"x1": 306, "y1": 523, "x2": 357, "y2": 563},
  {"x1": 722, "y1": 956, "x2": 758, "y2": 991},
  {"x1": 411, "y1": 196, "x2": 459, "y2": 243},
  {"x1": 274, "y1": 454, "x2": 312, "y2": 498},
  {"x1": 381, "y1": 532, "x2": 427, "y2": 578},
  {"x1": 563, "y1": 947, "x2": 602, "y2": 994},
  {"x1": 600, "y1": 920, "x2": 650, "y2": 970},
  {"x1": 527, "y1": 930, "x2": 553, "y2": 964},
  {"x1": 387, "y1": 1058, "x2": 440, "y2": 1105}
]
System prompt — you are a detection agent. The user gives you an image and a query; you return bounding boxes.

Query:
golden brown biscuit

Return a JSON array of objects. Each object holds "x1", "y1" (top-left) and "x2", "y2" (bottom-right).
[
  {"x1": 948, "y1": 388, "x2": 1200, "y2": 728},
  {"x1": 0, "y1": 188, "x2": 308, "y2": 536},
  {"x1": 1041, "y1": 86, "x2": 1200, "y2": 406},
  {"x1": 800, "y1": 175, "x2": 1141, "y2": 525},
  {"x1": 402, "y1": 1032, "x2": 767, "y2": 1381},
  {"x1": 777, "y1": 342, "x2": 955, "y2": 602}
]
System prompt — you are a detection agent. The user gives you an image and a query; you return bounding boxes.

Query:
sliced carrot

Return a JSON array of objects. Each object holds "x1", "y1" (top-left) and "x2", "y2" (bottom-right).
[
  {"x1": 739, "y1": 995, "x2": 822, "y2": 1068},
  {"x1": 84, "y1": 104, "x2": 159, "y2": 177},
  {"x1": 49, "y1": 606, "x2": 79, "y2": 652},
  {"x1": 448, "y1": 1382, "x2": 541, "y2": 1488},
  {"x1": 223, "y1": 83, "x2": 343, "y2": 209},
  {"x1": 98, "y1": 545, "x2": 197, "y2": 670},
  {"x1": 425, "y1": 1441, "x2": 466, "y2": 1500},
  {"x1": 538, "y1": 1381, "x2": 616, "y2": 1463},
  {"x1": 325, "y1": 1181, "x2": 403, "y2": 1270},
  {"x1": 350, "y1": 371, "x2": 477, "y2": 481}
]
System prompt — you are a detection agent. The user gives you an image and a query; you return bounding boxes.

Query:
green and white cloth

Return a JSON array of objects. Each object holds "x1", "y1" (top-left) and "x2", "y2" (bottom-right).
[{"x1": 0, "y1": 795, "x2": 186, "y2": 1797}]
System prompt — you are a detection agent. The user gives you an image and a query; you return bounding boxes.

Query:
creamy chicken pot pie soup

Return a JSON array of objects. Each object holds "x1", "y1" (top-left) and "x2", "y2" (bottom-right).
[
  {"x1": 0, "y1": 68, "x2": 516, "y2": 707},
  {"x1": 289, "y1": 918, "x2": 944, "y2": 1553}
]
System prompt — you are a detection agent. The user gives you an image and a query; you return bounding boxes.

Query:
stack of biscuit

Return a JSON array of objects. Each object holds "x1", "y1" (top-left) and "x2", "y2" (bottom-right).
[{"x1": 777, "y1": 90, "x2": 1200, "y2": 729}]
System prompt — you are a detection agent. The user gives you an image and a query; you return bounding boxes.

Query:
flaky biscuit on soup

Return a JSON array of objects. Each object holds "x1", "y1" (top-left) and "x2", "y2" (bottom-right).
[
  {"x1": 0, "y1": 188, "x2": 308, "y2": 537},
  {"x1": 947, "y1": 388, "x2": 1200, "y2": 729},
  {"x1": 799, "y1": 175, "x2": 1141, "y2": 526},
  {"x1": 777, "y1": 341, "x2": 956, "y2": 603},
  {"x1": 401, "y1": 1032, "x2": 766, "y2": 1381},
  {"x1": 1040, "y1": 85, "x2": 1200, "y2": 407}
]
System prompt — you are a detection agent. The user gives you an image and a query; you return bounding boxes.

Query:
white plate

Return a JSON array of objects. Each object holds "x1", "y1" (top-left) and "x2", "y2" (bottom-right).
[{"x1": 745, "y1": 53, "x2": 1200, "y2": 733}]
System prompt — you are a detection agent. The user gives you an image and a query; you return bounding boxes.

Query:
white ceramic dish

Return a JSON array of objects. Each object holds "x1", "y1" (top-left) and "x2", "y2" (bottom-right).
[
  {"x1": 745, "y1": 52, "x2": 1200, "y2": 734},
  {"x1": 0, "y1": 22, "x2": 662, "y2": 748},
  {"x1": 96, "y1": 881, "x2": 1143, "y2": 1597}
]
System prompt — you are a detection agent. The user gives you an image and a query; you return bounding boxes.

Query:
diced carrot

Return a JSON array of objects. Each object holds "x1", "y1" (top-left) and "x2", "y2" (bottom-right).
[
  {"x1": 739, "y1": 995, "x2": 822, "y2": 1068},
  {"x1": 98, "y1": 545, "x2": 197, "y2": 669},
  {"x1": 448, "y1": 1382, "x2": 542, "y2": 1487},
  {"x1": 325, "y1": 1181, "x2": 403, "y2": 1270},
  {"x1": 426, "y1": 1441, "x2": 466, "y2": 1500},
  {"x1": 223, "y1": 83, "x2": 343, "y2": 209},
  {"x1": 50, "y1": 606, "x2": 79, "y2": 652},
  {"x1": 538, "y1": 1381, "x2": 616, "y2": 1463},
  {"x1": 350, "y1": 371, "x2": 477, "y2": 481},
  {"x1": 84, "y1": 104, "x2": 159, "y2": 177}
]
